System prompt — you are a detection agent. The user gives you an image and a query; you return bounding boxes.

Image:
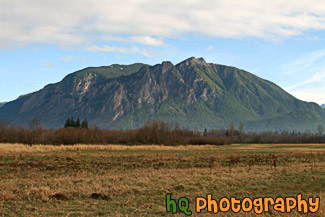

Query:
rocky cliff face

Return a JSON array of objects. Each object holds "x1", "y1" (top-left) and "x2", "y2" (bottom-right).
[{"x1": 0, "y1": 57, "x2": 324, "y2": 131}]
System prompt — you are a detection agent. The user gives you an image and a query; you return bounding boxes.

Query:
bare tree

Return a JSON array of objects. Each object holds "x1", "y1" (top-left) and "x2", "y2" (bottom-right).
[
  {"x1": 238, "y1": 123, "x2": 244, "y2": 142},
  {"x1": 0, "y1": 120, "x2": 8, "y2": 142},
  {"x1": 317, "y1": 124, "x2": 324, "y2": 136},
  {"x1": 29, "y1": 117, "x2": 41, "y2": 131},
  {"x1": 229, "y1": 122, "x2": 235, "y2": 138},
  {"x1": 28, "y1": 117, "x2": 42, "y2": 146},
  {"x1": 317, "y1": 124, "x2": 324, "y2": 143}
]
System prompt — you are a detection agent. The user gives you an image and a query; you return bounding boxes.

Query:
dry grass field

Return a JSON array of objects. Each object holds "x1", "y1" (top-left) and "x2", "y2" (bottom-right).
[{"x1": 0, "y1": 143, "x2": 324, "y2": 216}]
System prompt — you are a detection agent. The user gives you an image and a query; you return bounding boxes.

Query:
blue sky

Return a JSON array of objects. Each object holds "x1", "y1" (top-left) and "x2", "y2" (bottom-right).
[{"x1": 1, "y1": 0, "x2": 325, "y2": 104}]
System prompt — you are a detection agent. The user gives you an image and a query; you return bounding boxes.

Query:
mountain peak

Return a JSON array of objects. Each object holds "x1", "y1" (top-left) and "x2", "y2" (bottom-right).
[
  {"x1": 161, "y1": 61, "x2": 174, "y2": 67},
  {"x1": 178, "y1": 57, "x2": 208, "y2": 66}
]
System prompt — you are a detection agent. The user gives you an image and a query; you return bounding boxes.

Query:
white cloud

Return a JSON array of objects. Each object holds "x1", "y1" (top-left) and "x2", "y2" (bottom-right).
[
  {"x1": 23, "y1": 83, "x2": 38, "y2": 88},
  {"x1": 280, "y1": 49, "x2": 325, "y2": 75},
  {"x1": 131, "y1": 36, "x2": 166, "y2": 46},
  {"x1": 86, "y1": 45, "x2": 150, "y2": 57},
  {"x1": 284, "y1": 70, "x2": 325, "y2": 90},
  {"x1": 1, "y1": 0, "x2": 325, "y2": 48},
  {"x1": 289, "y1": 87, "x2": 325, "y2": 104},
  {"x1": 61, "y1": 56, "x2": 74, "y2": 63},
  {"x1": 101, "y1": 35, "x2": 128, "y2": 43},
  {"x1": 207, "y1": 45, "x2": 214, "y2": 51},
  {"x1": 45, "y1": 62, "x2": 53, "y2": 67}
]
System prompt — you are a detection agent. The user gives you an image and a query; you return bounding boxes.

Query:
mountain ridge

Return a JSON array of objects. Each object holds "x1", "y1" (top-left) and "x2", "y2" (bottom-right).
[{"x1": 0, "y1": 57, "x2": 324, "y2": 132}]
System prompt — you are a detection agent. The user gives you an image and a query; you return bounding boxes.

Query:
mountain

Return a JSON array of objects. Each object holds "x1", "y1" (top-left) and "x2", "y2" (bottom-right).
[
  {"x1": 0, "y1": 57, "x2": 324, "y2": 132},
  {"x1": 322, "y1": 104, "x2": 325, "y2": 108},
  {"x1": 0, "y1": 102, "x2": 5, "y2": 108}
]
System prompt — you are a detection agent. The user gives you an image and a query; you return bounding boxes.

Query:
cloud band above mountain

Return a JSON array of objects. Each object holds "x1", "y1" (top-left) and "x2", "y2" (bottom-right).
[{"x1": 1, "y1": 0, "x2": 325, "y2": 48}]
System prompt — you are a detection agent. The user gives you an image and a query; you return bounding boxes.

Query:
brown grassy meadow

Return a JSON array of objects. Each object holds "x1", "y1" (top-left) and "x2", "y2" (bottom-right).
[{"x1": 0, "y1": 143, "x2": 324, "y2": 216}]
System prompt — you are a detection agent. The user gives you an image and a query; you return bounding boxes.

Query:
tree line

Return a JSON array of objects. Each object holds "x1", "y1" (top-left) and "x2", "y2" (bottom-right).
[
  {"x1": 64, "y1": 117, "x2": 88, "y2": 129},
  {"x1": 0, "y1": 119, "x2": 324, "y2": 145}
]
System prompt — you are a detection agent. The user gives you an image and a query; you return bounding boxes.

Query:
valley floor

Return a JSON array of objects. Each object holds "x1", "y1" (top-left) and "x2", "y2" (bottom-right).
[{"x1": 0, "y1": 143, "x2": 324, "y2": 216}]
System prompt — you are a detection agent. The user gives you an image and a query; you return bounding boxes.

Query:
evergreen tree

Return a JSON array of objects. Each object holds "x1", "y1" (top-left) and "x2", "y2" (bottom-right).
[
  {"x1": 81, "y1": 118, "x2": 88, "y2": 129},
  {"x1": 203, "y1": 128, "x2": 208, "y2": 137},
  {"x1": 71, "y1": 116, "x2": 76, "y2": 128},
  {"x1": 64, "y1": 118, "x2": 71, "y2": 128},
  {"x1": 76, "y1": 118, "x2": 81, "y2": 128}
]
